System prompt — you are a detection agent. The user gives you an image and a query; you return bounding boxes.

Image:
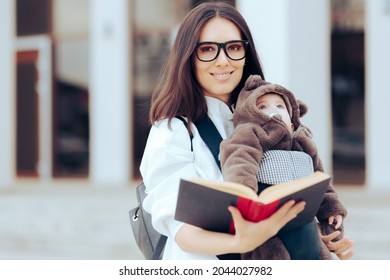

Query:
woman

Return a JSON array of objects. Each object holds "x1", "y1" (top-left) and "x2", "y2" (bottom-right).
[{"x1": 140, "y1": 1, "x2": 354, "y2": 260}]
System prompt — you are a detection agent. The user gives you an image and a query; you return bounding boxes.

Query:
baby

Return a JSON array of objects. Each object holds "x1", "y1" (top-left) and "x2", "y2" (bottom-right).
[{"x1": 220, "y1": 75, "x2": 347, "y2": 259}]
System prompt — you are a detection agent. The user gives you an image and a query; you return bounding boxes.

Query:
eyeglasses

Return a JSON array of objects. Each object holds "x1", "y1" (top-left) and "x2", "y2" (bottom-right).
[{"x1": 195, "y1": 40, "x2": 249, "y2": 62}]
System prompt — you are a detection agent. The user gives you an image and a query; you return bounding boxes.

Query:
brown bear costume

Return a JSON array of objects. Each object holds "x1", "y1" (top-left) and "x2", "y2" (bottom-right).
[{"x1": 220, "y1": 75, "x2": 347, "y2": 260}]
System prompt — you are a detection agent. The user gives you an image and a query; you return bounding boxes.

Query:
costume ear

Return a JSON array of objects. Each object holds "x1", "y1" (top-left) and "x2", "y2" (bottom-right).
[
  {"x1": 244, "y1": 74, "x2": 264, "y2": 91},
  {"x1": 298, "y1": 100, "x2": 308, "y2": 117}
]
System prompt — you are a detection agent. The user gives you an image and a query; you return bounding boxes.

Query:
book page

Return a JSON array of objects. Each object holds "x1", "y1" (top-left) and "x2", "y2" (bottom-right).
[
  {"x1": 189, "y1": 178, "x2": 259, "y2": 201},
  {"x1": 258, "y1": 171, "x2": 330, "y2": 204}
]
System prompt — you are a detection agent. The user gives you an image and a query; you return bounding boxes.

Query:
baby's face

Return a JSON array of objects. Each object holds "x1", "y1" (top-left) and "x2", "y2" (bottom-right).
[{"x1": 256, "y1": 93, "x2": 294, "y2": 133}]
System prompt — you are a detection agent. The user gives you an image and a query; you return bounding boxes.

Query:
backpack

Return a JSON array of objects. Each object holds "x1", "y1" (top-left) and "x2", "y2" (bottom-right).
[
  {"x1": 129, "y1": 115, "x2": 224, "y2": 260},
  {"x1": 129, "y1": 182, "x2": 167, "y2": 259}
]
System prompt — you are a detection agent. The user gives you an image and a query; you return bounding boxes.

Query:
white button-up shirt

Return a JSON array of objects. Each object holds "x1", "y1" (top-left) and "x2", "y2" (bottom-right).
[{"x1": 140, "y1": 96, "x2": 234, "y2": 259}]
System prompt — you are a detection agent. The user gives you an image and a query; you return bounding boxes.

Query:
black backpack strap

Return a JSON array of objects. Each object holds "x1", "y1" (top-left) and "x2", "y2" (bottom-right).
[
  {"x1": 194, "y1": 115, "x2": 223, "y2": 170},
  {"x1": 176, "y1": 116, "x2": 193, "y2": 151},
  {"x1": 151, "y1": 235, "x2": 168, "y2": 260},
  {"x1": 195, "y1": 115, "x2": 240, "y2": 260}
]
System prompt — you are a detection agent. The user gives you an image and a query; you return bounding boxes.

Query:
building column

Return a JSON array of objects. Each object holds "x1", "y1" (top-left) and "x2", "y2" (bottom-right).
[
  {"x1": 89, "y1": 0, "x2": 132, "y2": 186},
  {"x1": 0, "y1": 0, "x2": 15, "y2": 188},
  {"x1": 237, "y1": 0, "x2": 332, "y2": 173},
  {"x1": 365, "y1": 1, "x2": 390, "y2": 189}
]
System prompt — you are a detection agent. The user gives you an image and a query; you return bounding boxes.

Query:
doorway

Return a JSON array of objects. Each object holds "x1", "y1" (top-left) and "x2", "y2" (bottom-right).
[{"x1": 331, "y1": 0, "x2": 365, "y2": 185}]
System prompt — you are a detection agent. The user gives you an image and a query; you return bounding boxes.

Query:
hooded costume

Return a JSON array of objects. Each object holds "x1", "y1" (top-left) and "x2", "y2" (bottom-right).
[{"x1": 220, "y1": 75, "x2": 347, "y2": 260}]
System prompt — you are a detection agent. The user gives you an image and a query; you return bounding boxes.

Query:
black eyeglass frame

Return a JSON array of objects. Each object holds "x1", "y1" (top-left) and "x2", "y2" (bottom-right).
[{"x1": 195, "y1": 40, "x2": 249, "y2": 62}]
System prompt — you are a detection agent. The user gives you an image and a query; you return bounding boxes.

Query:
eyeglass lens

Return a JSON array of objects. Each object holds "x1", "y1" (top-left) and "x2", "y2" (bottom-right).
[{"x1": 196, "y1": 40, "x2": 248, "y2": 62}]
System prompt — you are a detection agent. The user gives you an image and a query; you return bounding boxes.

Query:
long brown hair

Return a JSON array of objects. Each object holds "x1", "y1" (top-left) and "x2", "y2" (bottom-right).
[{"x1": 149, "y1": 1, "x2": 264, "y2": 126}]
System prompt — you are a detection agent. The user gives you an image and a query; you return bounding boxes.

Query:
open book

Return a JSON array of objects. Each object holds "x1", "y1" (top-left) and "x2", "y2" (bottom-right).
[{"x1": 174, "y1": 171, "x2": 331, "y2": 234}]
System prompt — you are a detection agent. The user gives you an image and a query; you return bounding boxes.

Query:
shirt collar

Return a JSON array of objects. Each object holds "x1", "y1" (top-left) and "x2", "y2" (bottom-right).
[{"x1": 205, "y1": 96, "x2": 234, "y2": 138}]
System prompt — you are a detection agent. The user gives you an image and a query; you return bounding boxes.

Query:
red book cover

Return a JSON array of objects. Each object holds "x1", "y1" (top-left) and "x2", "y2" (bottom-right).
[{"x1": 175, "y1": 171, "x2": 331, "y2": 234}]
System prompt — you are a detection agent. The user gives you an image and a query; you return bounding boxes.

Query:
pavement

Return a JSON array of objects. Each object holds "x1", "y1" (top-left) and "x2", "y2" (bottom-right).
[{"x1": 0, "y1": 181, "x2": 389, "y2": 260}]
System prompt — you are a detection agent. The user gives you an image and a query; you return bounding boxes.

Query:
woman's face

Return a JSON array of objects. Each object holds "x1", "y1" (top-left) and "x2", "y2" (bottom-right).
[{"x1": 194, "y1": 17, "x2": 245, "y2": 104}]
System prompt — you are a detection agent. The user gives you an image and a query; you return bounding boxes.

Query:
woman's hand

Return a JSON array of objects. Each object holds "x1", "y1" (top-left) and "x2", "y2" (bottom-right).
[
  {"x1": 320, "y1": 230, "x2": 354, "y2": 260},
  {"x1": 229, "y1": 200, "x2": 306, "y2": 253},
  {"x1": 176, "y1": 200, "x2": 305, "y2": 256}
]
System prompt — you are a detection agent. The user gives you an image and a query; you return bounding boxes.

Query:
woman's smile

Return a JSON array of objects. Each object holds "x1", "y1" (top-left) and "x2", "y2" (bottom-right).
[{"x1": 211, "y1": 71, "x2": 234, "y2": 81}]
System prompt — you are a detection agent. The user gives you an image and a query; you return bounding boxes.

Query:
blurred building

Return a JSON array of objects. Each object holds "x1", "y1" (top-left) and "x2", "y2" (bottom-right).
[{"x1": 1, "y1": 0, "x2": 389, "y2": 189}]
